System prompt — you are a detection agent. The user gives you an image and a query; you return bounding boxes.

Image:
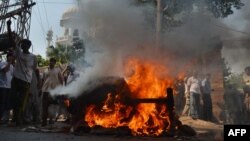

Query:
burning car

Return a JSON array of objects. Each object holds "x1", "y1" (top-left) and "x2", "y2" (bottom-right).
[{"x1": 65, "y1": 58, "x2": 187, "y2": 136}]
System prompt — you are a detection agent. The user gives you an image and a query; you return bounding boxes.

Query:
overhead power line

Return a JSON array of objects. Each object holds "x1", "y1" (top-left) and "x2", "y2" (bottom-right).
[
  {"x1": 33, "y1": 10, "x2": 47, "y2": 49},
  {"x1": 42, "y1": 0, "x2": 50, "y2": 29},
  {"x1": 213, "y1": 23, "x2": 250, "y2": 36},
  {"x1": 33, "y1": 8, "x2": 46, "y2": 41},
  {"x1": 36, "y1": 1, "x2": 75, "y2": 5},
  {"x1": 36, "y1": 2, "x2": 46, "y2": 32}
]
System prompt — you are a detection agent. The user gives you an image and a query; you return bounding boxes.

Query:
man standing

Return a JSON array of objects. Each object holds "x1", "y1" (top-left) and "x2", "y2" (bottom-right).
[
  {"x1": 25, "y1": 68, "x2": 41, "y2": 124},
  {"x1": 0, "y1": 53, "x2": 14, "y2": 123},
  {"x1": 41, "y1": 58, "x2": 63, "y2": 126},
  {"x1": 173, "y1": 78, "x2": 185, "y2": 115},
  {"x1": 201, "y1": 73, "x2": 213, "y2": 121},
  {"x1": 7, "y1": 20, "x2": 37, "y2": 126},
  {"x1": 187, "y1": 71, "x2": 202, "y2": 119},
  {"x1": 63, "y1": 64, "x2": 80, "y2": 86},
  {"x1": 243, "y1": 66, "x2": 250, "y2": 123},
  {"x1": 182, "y1": 76, "x2": 190, "y2": 116}
]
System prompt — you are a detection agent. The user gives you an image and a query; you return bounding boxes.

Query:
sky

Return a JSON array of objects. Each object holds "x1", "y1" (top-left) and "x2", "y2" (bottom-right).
[{"x1": 29, "y1": 0, "x2": 76, "y2": 57}]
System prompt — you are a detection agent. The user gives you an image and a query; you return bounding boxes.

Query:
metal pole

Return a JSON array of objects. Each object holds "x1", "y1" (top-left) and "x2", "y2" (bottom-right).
[{"x1": 156, "y1": 0, "x2": 162, "y2": 48}]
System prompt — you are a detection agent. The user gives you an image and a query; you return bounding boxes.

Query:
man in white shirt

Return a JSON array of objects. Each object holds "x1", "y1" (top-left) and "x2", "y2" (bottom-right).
[
  {"x1": 11, "y1": 39, "x2": 37, "y2": 126},
  {"x1": 182, "y1": 75, "x2": 191, "y2": 116},
  {"x1": 6, "y1": 20, "x2": 37, "y2": 125},
  {"x1": 187, "y1": 71, "x2": 202, "y2": 119},
  {"x1": 0, "y1": 53, "x2": 14, "y2": 123},
  {"x1": 41, "y1": 58, "x2": 63, "y2": 126}
]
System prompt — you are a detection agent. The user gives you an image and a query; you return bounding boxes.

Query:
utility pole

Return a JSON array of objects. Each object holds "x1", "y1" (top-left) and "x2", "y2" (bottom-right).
[
  {"x1": 16, "y1": 0, "x2": 35, "y2": 40},
  {"x1": 0, "y1": 0, "x2": 36, "y2": 41},
  {"x1": 0, "y1": 0, "x2": 10, "y2": 33},
  {"x1": 155, "y1": 0, "x2": 162, "y2": 48}
]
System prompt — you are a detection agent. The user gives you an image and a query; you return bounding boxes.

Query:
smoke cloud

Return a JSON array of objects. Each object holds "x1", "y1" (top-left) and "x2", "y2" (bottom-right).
[
  {"x1": 221, "y1": 0, "x2": 250, "y2": 73},
  {"x1": 51, "y1": 0, "x2": 248, "y2": 97}
]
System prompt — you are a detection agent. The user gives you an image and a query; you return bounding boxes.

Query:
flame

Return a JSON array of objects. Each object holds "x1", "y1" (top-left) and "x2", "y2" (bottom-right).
[
  {"x1": 85, "y1": 57, "x2": 176, "y2": 136},
  {"x1": 64, "y1": 99, "x2": 70, "y2": 108},
  {"x1": 85, "y1": 94, "x2": 133, "y2": 128},
  {"x1": 125, "y1": 58, "x2": 174, "y2": 136}
]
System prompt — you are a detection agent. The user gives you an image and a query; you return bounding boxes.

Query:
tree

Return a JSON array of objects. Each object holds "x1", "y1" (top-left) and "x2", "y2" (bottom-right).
[
  {"x1": 227, "y1": 73, "x2": 244, "y2": 90},
  {"x1": 205, "y1": 0, "x2": 244, "y2": 18},
  {"x1": 71, "y1": 39, "x2": 85, "y2": 62},
  {"x1": 223, "y1": 57, "x2": 244, "y2": 90},
  {"x1": 36, "y1": 55, "x2": 49, "y2": 67},
  {"x1": 46, "y1": 44, "x2": 72, "y2": 64},
  {"x1": 222, "y1": 58, "x2": 245, "y2": 124},
  {"x1": 222, "y1": 58, "x2": 232, "y2": 84},
  {"x1": 137, "y1": 0, "x2": 244, "y2": 18},
  {"x1": 136, "y1": 0, "x2": 244, "y2": 31},
  {"x1": 46, "y1": 39, "x2": 85, "y2": 64}
]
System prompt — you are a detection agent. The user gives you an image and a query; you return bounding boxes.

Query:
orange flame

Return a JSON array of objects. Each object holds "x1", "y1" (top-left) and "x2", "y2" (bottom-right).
[
  {"x1": 64, "y1": 99, "x2": 70, "y2": 108},
  {"x1": 85, "y1": 57, "x2": 176, "y2": 136},
  {"x1": 125, "y1": 58, "x2": 174, "y2": 136}
]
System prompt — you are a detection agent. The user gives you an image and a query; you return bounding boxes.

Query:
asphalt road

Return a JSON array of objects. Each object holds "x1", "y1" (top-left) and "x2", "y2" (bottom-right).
[
  {"x1": 0, "y1": 126, "x2": 187, "y2": 141},
  {"x1": 0, "y1": 117, "x2": 223, "y2": 141}
]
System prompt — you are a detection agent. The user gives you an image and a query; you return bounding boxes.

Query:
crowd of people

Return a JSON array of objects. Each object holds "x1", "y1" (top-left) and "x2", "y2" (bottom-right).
[
  {"x1": 1, "y1": 37, "x2": 250, "y2": 127},
  {"x1": 1, "y1": 38, "x2": 216, "y2": 127},
  {"x1": 174, "y1": 71, "x2": 213, "y2": 121},
  {"x1": 0, "y1": 38, "x2": 79, "y2": 127},
  {"x1": 0, "y1": 42, "x2": 215, "y2": 129},
  {"x1": 174, "y1": 67, "x2": 250, "y2": 123},
  {"x1": 1, "y1": 38, "x2": 250, "y2": 127}
]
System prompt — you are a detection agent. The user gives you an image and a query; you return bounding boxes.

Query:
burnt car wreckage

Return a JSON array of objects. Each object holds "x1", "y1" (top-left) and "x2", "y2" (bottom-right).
[{"x1": 53, "y1": 76, "x2": 196, "y2": 137}]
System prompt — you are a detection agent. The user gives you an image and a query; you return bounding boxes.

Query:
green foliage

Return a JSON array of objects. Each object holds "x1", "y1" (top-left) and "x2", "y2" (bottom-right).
[
  {"x1": 46, "y1": 44, "x2": 71, "y2": 64},
  {"x1": 137, "y1": 0, "x2": 244, "y2": 18},
  {"x1": 136, "y1": 0, "x2": 244, "y2": 31},
  {"x1": 71, "y1": 39, "x2": 85, "y2": 62},
  {"x1": 226, "y1": 73, "x2": 244, "y2": 89},
  {"x1": 36, "y1": 55, "x2": 49, "y2": 67},
  {"x1": 222, "y1": 58, "x2": 243, "y2": 90},
  {"x1": 205, "y1": 0, "x2": 244, "y2": 18},
  {"x1": 46, "y1": 39, "x2": 85, "y2": 64}
]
